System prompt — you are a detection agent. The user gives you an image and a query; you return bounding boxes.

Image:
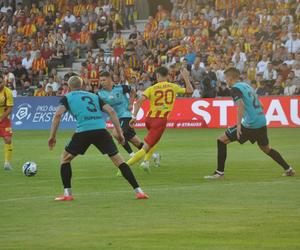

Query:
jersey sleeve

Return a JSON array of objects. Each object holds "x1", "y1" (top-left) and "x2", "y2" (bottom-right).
[
  {"x1": 231, "y1": 87, "x2": 243, "y2": 102},
  {"x1": 59, "y1": 96, "x2": 69, "y2": 110},
  {"x1": 5, "y1": 89, "x2": 13, "y2": 107},
  {"x1": 121, "y1": 85, "x2": 131, "y2": 94},
  {"x1": 172, "y1": 84, "x2": 186, "y2": 94},
  {"x1": 142, "y1": 86, "x2": 152, "y2": 99}
]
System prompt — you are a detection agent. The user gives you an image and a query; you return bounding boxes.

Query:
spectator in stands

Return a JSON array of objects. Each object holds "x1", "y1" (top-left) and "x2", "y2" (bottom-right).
[
  {"x1": 13, "y1": 62, "x2": 28, "y2": 90},
  {"x1": 3, "y1": 67, "x2": 16, "y2": 90},
  {"x1": 270, "y1": 77, "x2": 284, "y2": 96},
  {"x1": 45, "y1": 76, "x2": 59, "y2": 93},
  {"x1": 45, "y1": 85, "x2": 55, "y2": 96},
  {"x1": 201, "y1": 75, "x2": 216, "y2": 98},
  {"x1": 0, "y1": 0, "x2": 298, "y2": 98},
  {"x1": 123, "y1": 0, "x2": 136, "y2": 29},
  {"x1": 22, "y1": 51, "x2": 33, "y2": 70},
  {"x1": 263, "y1": 62, "x2": 277, "y2": 81},
  {"x1": 78, "y1": 25, "x2": 91, "y2": 58},
  {"x1": 20, "y1": 81, "x2": 34, "y2": 96},
  {"x1": 284, "y1": 78, "x2": 298, "y2": 96},
  {"x1": 285, "y1": 33, "x2": 300, "y2": 54},
  {"x1": 93, "y1": 16, "x2": 110, "y2": 45},
  {"x1": 32, "y1": 51, "x2": 47, "y2": 76},
  {"x1": 192, "y1": 81, "x2": 201, "y2": 98},
  {"x1": 257, "y1": 81, "x2": 269, "y2": 96},
  {"x1": 109, "y1": 8, "x2": 123, "y2": 32},
  {"x1": 191, "y1": 58, "x2": 205, "y2": 82},
  {"x1": 217, "y1": 81, "x2": 230, "y2": 97},
  {"x1": 64, "y1": 10, "x2": 76, "y2": 25},
  {"x1": 34, "y1": 84, "x2": 46, "y2": 96},
  {"x1": 251, "y1": 80, "x2": 259, "y2": 94},
  {"x1": 257, "y1": 54, "x2": 270, "y2": 74}
]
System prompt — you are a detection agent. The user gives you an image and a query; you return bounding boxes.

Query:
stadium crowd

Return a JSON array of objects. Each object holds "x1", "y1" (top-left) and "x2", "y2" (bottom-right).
[{"x1": 0, "y1": 0, "x2": 300, "y2": 97}]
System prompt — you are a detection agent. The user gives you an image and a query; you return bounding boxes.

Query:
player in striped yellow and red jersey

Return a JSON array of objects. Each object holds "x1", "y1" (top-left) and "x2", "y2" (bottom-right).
[
  {"x1": 73, "y1": 0, "x2": 85, "y2": 17},
  {"x1": 32, "y1": 52, "x2": 47, "y2": 74},
  {"x1": 88, "y1": 20, "x2": 97, "y2": 32},
  {"x1": 0, "y1": 72, "x2": 14, "y2": 171},
  {"x1": 43, "y1": 0, "x2": 55, "y2": 15},
  {"x1": 30, "y1": 3, "x2": 39, "y2": 15},
  {"x1": 85, "y1": 0, "x2": 96, "y2": 12},
  {"x1": 124, "y1": 0, "x2": 135, "y2": 5},
  {"x1": 123, "y1": 0, "x2": 136, "y2": 29},
  {"x1": 126, "y1": 67, "x2": 193, "y2": 167},
  {"x1": 0, "y1": 30, "x2": 7, "y2": 56},
  {"x1": 22, "y1": 18, "x2": 37, "y2": 38},
  {"x1": 155, "y1": 5, "x2": 167, "y2": 22}
]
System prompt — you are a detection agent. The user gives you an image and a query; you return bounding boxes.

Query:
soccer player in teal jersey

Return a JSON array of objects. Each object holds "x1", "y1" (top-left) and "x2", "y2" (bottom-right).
[
  {"x1": 98, "y1": 71, "x2": 143, "y2": 157},
  {"x1": 48, "y1": 76, "x2": 149, "y2": 200},
  {"x1": 98, "y1": 72, "x2": 161, "y2": 173},
  {"x1": 205, "y1": 68, "x2": 295, "y2": 179}
]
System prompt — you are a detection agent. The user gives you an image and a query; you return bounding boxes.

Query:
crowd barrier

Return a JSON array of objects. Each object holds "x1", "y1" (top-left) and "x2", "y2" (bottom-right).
[{"x1": 11, "y1": 96, "x2": 300, "y2": 130}]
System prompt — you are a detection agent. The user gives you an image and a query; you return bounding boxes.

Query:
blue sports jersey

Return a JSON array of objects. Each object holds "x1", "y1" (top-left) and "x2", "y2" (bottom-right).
[
  {"x1": 98, "y1": 85, "x2": 132, "y2": 119},
  {"x1": 60, "y1": 91, "x2": 106, "y2": 132},
  {"x1": 231, "y1": 82, "x2": 267, "y2": 129}
]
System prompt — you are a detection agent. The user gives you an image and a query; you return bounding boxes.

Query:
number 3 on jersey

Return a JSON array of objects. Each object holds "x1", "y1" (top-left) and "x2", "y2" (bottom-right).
[
  {"x1": 81, "y1": 96, "x2": 98, "y2": 112},
  {"x1": 154, "y1": 89, "x2": 175, "y2": 106}
]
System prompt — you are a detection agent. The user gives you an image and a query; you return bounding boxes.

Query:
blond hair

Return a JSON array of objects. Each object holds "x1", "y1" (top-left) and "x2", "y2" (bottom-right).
[{"x1": 68, "y1": 76, "x2": 83, "y2": 89}]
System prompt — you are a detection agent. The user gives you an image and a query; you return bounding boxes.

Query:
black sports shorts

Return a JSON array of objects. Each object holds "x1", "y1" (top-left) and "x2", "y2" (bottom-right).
[
  {"x1": 225, "y1": 125, "x2": 269, "y2": 146},
  {"x1": 65, "y1": 129, "x2": 118, "y2": 156}
]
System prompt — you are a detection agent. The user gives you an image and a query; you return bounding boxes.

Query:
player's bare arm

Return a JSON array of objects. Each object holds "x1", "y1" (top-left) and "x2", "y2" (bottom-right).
[
  {"x1": 102, "y1": 104, "x2": 125, "y2": 145},
  {"x1": 180, "y1": 68, "x2": 193, "y2": 94},
  {"x1": 128, "y1": 87, "x2": 136, "y2": 111},
  {"x1": 236, "y1": 99, "x2": 245, "y2": 140},
  {"x1": 130, "y1": 95, "x2": 147, "y2": 127},
  {"x1": 48, "y1": 105, "x2": 67, "y2": 150},
  {"x1": 0, "y1": 106, "x2": 13, "y2": 122}
]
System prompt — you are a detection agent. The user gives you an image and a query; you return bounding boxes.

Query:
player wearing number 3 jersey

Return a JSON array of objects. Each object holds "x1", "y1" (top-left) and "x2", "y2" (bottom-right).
[
  {"x1": 127, "y1": 66, "x2": 193, "y2": 166},
  {"x1": 48, "y1": 76, "x2": 149, "y2": 201},
  {"x1": 204, "y1": 68, "x2": 295, "y2": 179}
]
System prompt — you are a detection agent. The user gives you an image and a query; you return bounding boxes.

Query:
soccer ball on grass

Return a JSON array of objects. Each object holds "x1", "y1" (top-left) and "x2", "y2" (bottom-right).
[{"x1": 22, "y1": 162, "x2": 38, "y2": 177}]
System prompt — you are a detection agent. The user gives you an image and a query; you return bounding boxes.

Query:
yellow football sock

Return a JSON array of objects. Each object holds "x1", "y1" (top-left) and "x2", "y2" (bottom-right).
[
  {"x1": 127, "y1": 148, "x2": 146, "y2": 166},
  {"x1": 4, "y1": 143, "x2": 13, "y2": 163},
  {"x1": 144, "y1": 145, "x2": 157, "y2": 161}
]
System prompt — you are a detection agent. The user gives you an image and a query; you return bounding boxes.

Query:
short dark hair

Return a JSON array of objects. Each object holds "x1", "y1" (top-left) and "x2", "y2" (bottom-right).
[
  {"x1": 155, "y1": 67, "x2": 169, "y2": 77},
  {"x1": 99, "y1": 71, "x2": 111, "y2": 78},
  {"x1": 224, "y1": 67, "x2": 240, "y2": 79}
]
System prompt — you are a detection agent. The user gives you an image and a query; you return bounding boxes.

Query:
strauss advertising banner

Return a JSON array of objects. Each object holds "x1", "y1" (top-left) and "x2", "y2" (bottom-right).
[{"x1": 11, "y1": 96, "x2": 300, "y2": 130}]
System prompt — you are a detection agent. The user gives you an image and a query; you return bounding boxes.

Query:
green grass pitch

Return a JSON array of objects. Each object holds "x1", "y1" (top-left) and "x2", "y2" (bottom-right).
[{"x1": 0, "y1": 128, "x2": 299, "y2": 250}]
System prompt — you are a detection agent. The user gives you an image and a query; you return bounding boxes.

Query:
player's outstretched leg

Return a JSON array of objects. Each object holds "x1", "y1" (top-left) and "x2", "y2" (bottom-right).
[
  {"x1": 111, "y1": 153, "x2": 149, "y2": 199},
  {"x1": 140, "y1": 145, "x2": 158, "y2": 173},
  {"x1": 259, "y1": 145, "x2": 296, "y2": 176},
  {"x1": 122, "y1": 140, "x2": 134, "y2": 155},
  {"x1": 112, "y1": 128, "x2": 135, "y2": 156},
  {"x1": 127, "y1": 144, "x2": 148, "y2": 166},
  {"x1": 3, "y1": 136, "x2": 13, "y2": 170},
  {"x1": 131, "y1": 135, "x2": 158, "y2": 170},
  {"x1": 55, "y1": 151, "x2": 75, "y2": 201},
  {"x1": 116, "y1": 135, "x2": 143, "y2": 177},
  {"x1": 204, "y1": 133, "x2": 231, "y2": 179}
]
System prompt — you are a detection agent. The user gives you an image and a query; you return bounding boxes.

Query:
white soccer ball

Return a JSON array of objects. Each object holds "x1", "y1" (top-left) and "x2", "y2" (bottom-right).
[{"x1": 22, "y1": 162, "x2": 38, "y2": 177}]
